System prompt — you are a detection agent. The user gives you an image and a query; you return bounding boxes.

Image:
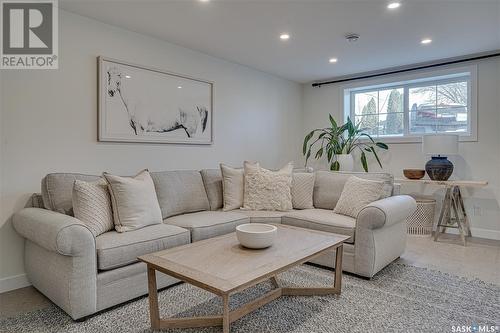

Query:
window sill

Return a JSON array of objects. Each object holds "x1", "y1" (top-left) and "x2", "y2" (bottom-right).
[{"x1": 360, "y1": 135, "x2": 477, "y2": 144}]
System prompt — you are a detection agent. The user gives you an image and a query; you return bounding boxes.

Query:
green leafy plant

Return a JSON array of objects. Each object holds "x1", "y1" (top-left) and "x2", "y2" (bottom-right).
[{"x1": 303, "y1": 115, "x2": 389, "y2": 172}]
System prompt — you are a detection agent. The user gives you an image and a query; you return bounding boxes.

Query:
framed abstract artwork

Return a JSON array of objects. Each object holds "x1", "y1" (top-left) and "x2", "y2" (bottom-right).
[{"x1": 98, "y1": 56, "x2": 213, "y2": 144}]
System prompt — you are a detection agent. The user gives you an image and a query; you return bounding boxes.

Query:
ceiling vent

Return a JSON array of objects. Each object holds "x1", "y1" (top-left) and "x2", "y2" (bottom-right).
[{"x1": 345, "y1": 33, "x2": 360, "y2": 42}]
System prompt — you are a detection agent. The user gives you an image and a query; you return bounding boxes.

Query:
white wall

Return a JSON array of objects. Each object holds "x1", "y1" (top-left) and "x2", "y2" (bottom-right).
[
  {"x1": 0, "y1": 11, "x2": 302, "y2": 285},
  {"x1": 302, "y1": 58, "x2": 500, "y2": 239}
]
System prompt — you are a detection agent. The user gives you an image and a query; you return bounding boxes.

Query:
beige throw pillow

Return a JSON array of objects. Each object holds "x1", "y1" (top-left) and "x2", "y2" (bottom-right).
[
  {"x1": 220, "y1": 163, "x2": 258, "y2": 211},
  {"x1": 103, "y1": 169, "x2": 162, "y2": 232},
  {"x1": 242, "y1": 162, "x2": 293, "y2": 211},
  {"x1": 333, "y1": 176, "x2": 385, "y2": 218},
  {"x1": 292, "y1": 172, "x2": 315, "y2": 209},
  {"x1": 72, "y1": 179, "x2": 114, "y2": 237}
]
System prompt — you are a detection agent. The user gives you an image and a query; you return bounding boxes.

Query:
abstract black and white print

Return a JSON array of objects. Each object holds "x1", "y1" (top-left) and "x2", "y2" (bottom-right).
[{"x1": 98, "y1": 57, "x2": 213, "y2": 144}]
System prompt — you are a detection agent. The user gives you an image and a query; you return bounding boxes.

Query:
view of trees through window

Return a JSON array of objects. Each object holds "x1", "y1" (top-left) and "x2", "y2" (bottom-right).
[
  {"x1": 351, "y1": 76, "x2": 469, "y2": 137},
  {"x1": 354, "y1": 88, "x2": 404, "y2": 136}
]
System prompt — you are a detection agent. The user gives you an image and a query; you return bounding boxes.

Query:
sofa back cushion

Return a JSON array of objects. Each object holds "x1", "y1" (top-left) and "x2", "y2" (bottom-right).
[
  {"x1": 150, "y1": 170, "x2": 209, "y2": 218},
  {"x1": 313, "y1": 171, "x2": 393, "y2": 210},
  {"x1": 200, "y1": 169, "x2": 223, "y2": 211},
  {"x1": 41, "y1": 173, "x2": 101, "y2": 215}
]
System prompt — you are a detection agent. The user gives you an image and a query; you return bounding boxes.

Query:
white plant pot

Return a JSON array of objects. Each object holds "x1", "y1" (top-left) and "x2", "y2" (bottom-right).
[{"x1": 335, "y1": 154, "x2": 354, "y2": 171}]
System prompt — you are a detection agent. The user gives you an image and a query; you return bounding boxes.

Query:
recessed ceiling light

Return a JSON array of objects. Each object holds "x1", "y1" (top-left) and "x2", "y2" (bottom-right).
[
  {"x1": 387, "y1": 2, "x2": 401, "y2": 9},
  {"x1": 199, "y1": 0, "x2": 210, "y2": 2},
  {"x1": 421, "y1": 38, "x2": 432, "y2": 44},
  {"x1": 329, "y1": 58, "x2": 338, "y2": 63},
  {"x1": 177, "y1": 86, "x2": 182, "y2": 89},
  {"x1": 125, "y1": 75, "x2": 131, "y2": 79},
  {"x1": 280, "y1": 34, "x2": 290, "y2": 40}
]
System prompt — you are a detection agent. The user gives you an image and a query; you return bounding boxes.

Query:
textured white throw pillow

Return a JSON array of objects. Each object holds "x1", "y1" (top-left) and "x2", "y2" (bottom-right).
[
  {"x1": 242, "y1": 162, "x2": 293, "y2": 211},
  {"x1": 72, "y1": 179, "x2": 114, "y2": 237},
  {"x1": 103, "y1": 169, "x2": 162, "y2": 232},
  {"x1": 333, "y1": 176, "x2": 385, "y2": 218},
  {"x1": 291, "y1": 172, "x2": 315, "y2": 209},
  {"x1": 220, "y1": 163, "x2": 258, "y2": 211}
]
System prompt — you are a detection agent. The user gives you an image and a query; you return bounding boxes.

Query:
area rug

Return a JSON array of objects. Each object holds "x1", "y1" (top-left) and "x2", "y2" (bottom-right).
[{"x1": 2, "y1": 263, "x2": 499, "y2": 333}]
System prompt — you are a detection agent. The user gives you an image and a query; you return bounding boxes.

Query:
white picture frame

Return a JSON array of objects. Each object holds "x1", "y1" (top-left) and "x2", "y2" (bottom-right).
[{"x1": 98, "y1": 56, "x2": 214, "y2": 144}]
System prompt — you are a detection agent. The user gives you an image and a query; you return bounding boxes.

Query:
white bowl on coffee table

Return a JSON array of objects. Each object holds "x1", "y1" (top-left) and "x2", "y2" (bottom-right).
[{"x1": 236, "y1": 223, "x2": 277, "y2": 249}]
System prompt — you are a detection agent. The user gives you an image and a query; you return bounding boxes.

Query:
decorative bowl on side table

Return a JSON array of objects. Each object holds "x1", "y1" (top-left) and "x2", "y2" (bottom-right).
[{"x1": 403, "y1": 169, "x2": 425, "y2": 180}]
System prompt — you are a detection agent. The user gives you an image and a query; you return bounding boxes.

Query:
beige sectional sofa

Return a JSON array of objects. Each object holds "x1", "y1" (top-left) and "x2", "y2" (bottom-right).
[{"x1": 13, "y1": 169, "x2": 416, "y2": 320}]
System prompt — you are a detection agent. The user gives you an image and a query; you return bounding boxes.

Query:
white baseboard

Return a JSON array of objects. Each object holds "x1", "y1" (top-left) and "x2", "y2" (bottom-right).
[
  {"x1": 444, "y1": 227, "x2": 500, "y2": 241},
  {"x1": 0, "y1": 274, "x2": 31, "y2": 293}
]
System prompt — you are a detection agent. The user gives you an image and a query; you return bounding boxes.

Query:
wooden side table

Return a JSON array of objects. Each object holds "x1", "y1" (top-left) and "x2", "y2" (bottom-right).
[{"x1": 395, "y1": 179, "x2": 488, "y2": 246}]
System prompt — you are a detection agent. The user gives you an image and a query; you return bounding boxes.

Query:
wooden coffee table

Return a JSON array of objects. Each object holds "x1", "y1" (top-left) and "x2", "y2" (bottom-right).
[{"x1": 138, "y1": 224, "x2": 348, "y2": 332}]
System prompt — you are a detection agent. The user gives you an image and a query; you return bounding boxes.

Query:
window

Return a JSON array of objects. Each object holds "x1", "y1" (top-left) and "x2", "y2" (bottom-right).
[{"x1": 343, "y1": 66, "x2": 476, "y2": 142}]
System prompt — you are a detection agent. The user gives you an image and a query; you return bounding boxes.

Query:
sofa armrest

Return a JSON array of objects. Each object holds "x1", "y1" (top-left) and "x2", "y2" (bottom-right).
[
  {"x1": 13, "y1": 208, "x2": 95, "y2": 256},
  {"x1": 357, "y1": 195, "x2": 417, "y2": 230}
]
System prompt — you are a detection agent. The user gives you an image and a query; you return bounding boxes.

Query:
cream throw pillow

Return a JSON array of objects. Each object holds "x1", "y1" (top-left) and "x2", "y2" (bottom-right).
[
  {"x1": 333, "y1": 176, "x2": 385, "y2": 218},
  {"x1": 103, "y1": 169, "x2": 162, "y2": 232},
  {"x1": 291, "y1": 172, "x2": 315, "y2": 209},
  {"x1": 72, "y1": 179, "x2": 114, "y2": 237},
  {"x1": 242, "y1": 162, "x2": 293, "y2": 211},
  {"x1": 220, "y1": 163, "x2": 258, "y2": 211}
]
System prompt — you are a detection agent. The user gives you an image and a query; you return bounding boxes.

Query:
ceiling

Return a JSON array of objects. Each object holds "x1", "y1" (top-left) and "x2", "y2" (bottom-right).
[{"x1": 60, "y1": 0, "x2": 500, "y2": 83}]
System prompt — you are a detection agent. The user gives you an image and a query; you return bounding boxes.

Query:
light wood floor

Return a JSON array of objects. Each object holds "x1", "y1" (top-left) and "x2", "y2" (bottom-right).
[
  {"x1": 398, "y1": 233, "x2": 500, "y2": 285},
  {"x1": 1, "y1": 234, "x2": 499, "y2": 319}
]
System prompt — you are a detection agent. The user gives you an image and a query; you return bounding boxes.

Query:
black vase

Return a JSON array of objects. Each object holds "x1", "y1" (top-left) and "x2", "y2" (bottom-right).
[{"x1": 425, "y1": 156, "x2": 454, "y2": 181}]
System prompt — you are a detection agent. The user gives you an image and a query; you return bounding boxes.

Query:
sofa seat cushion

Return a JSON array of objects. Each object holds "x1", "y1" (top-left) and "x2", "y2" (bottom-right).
[
  {"x1": 282, "y1": 209, "x2": 356, "y2": 243},
  {"x1": 237, "y1": 210, "x2": 289, "y2": 224},
  {"x1": 96, "y1": 224, "x2": 190, "y2": 270},
  {"x1": 165, "y1": 211, "x2": 249, "y2": 242}
]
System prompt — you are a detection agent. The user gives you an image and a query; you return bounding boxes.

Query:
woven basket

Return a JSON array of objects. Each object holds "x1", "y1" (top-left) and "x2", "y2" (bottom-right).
[{"x1": 406, "y1": 197, "x2": 436, "y2": 235}]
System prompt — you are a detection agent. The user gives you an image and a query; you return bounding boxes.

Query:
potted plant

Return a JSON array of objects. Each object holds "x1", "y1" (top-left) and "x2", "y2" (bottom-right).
[{"x1": 303, "y1": 115, "x2": 388, "y2": 172}]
